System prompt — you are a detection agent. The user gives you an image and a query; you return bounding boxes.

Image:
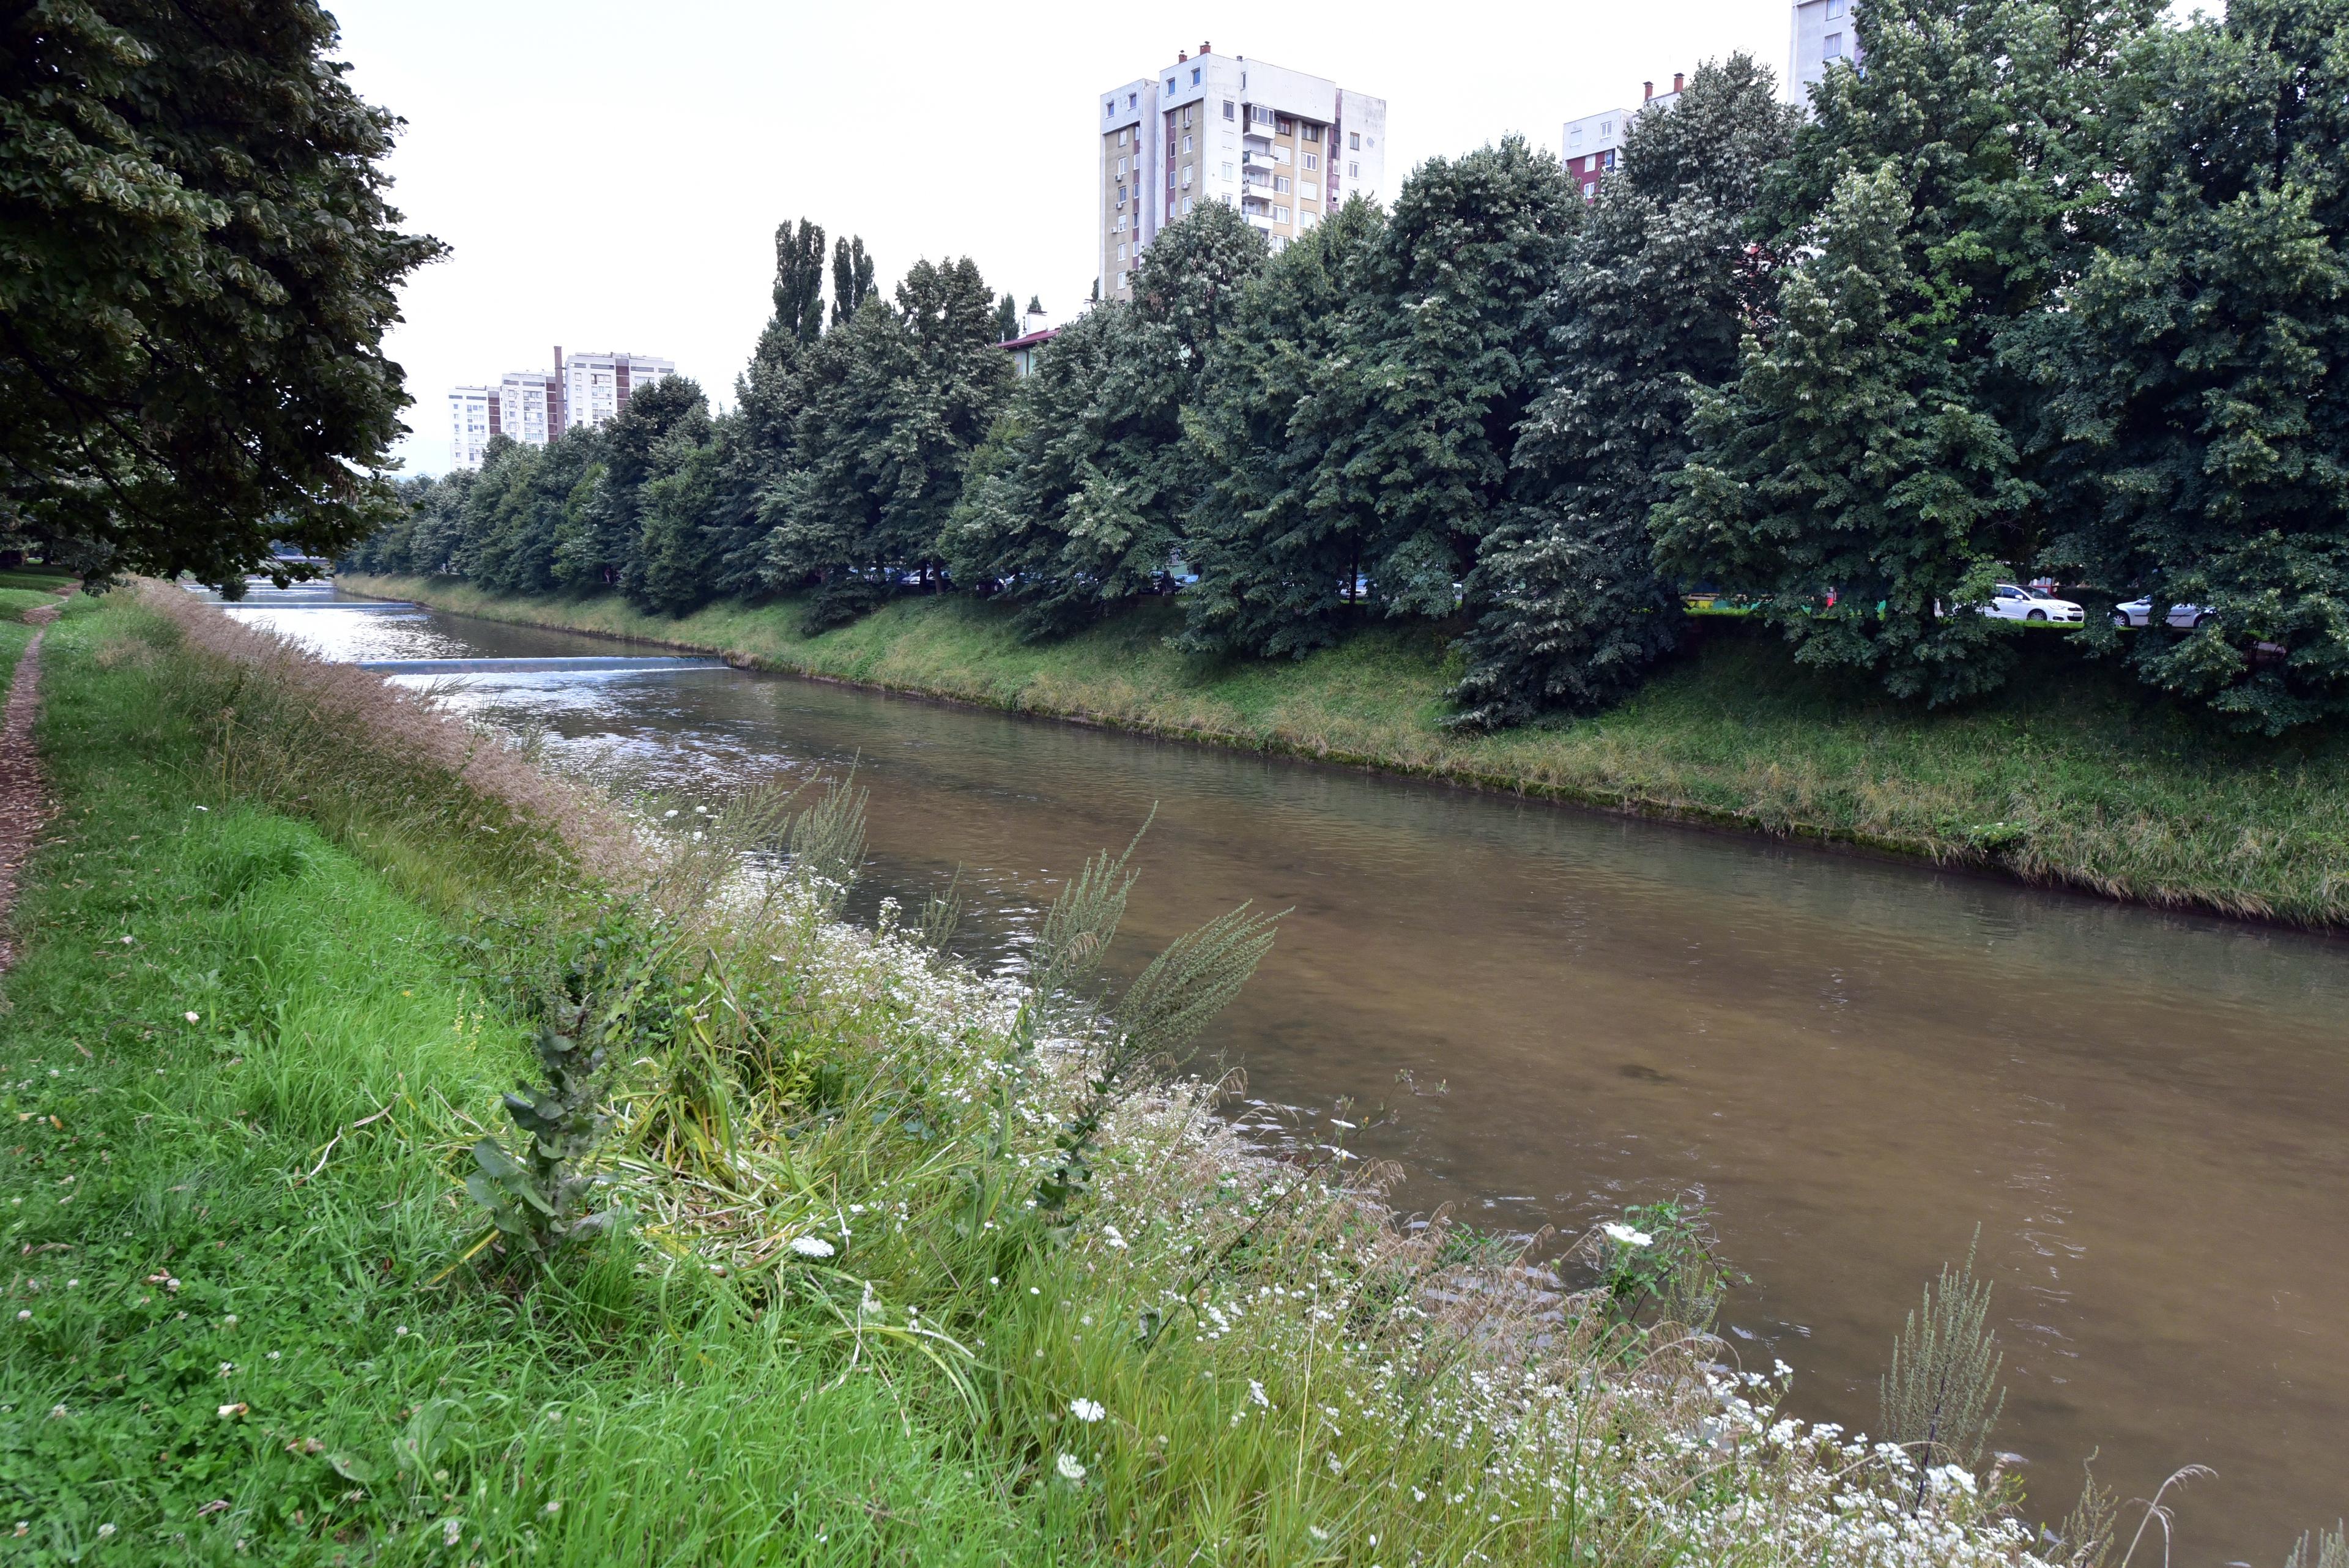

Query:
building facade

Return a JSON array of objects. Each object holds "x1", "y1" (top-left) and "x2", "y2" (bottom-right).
[
  {"x1": 558, "y1": 349, "x2": 675, "y2": 433},
  {"x1": 1562, "y1": 75, "x2": 1681, "y2": 200},
  {"x1": 448, "y1": 386, "x2": 494, "y2": 469},
  {"x1": 1787, "y1": 0, "x2": 1858, "y2": 102},
  {"x1": 1097, "y1": 45, "x2": 1386, "y2": 302},
  {"x1": 497, "y1": 370, "x2": 561, "y2": 449}
]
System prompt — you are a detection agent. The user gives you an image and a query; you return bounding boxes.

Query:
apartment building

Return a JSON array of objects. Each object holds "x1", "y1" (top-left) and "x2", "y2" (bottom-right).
[
  {"x1": 559, "y1": 348, "x2": 675, "y2": 432},
  {"x1": 497, "y1": 369, "x2": 561, "y2": 448},
  {"x1": 1787, "y1": 0, "x2": 1858, "y2": 102},
  {"x1": 1098, "y1": 43, "x2": 1387, "y2": 302},
  {"x1": 1561, "y1": 74, "x2": 1682, "y2": 200},
  {"x1": 448, "y1": 386, "x2": 494, "y2": 469}
]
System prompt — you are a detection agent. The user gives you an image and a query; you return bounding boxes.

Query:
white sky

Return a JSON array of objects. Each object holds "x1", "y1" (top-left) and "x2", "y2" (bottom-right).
[{"x1": 333, "y1": 0, "x2": 1794, "y2": 477}]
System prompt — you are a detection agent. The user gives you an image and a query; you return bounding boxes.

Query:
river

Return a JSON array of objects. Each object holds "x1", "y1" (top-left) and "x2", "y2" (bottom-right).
[{"x1": 224, "y1": 587, "x2": 2349, "y2": 1560}]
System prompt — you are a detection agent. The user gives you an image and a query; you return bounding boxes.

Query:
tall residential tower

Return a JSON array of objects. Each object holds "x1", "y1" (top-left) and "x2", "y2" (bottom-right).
[
  {"x1": 1787, "y1": 0, "x2": 1858, "y2": 102},
  {"x1": 1098, "y1": 44, "x2": 1386, "y2": 302}
]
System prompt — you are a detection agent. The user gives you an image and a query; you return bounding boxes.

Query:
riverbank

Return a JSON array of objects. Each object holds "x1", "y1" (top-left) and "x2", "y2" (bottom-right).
[
  {"x1": 0, "y1": 586, "x2": 2058, "y2": 1562},
  {"x1": 346, "y1": 574, "x2": 2349, "y2": 927}
]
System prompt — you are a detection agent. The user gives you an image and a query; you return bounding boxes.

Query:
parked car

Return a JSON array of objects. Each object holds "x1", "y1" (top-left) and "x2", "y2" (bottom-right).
[
  {"x1": 2112, "y1": 596, "x2": 2213, "y2": 630},
  {"x1": 1978, "y1": 583, "x2": 2084, "y2": 623}
]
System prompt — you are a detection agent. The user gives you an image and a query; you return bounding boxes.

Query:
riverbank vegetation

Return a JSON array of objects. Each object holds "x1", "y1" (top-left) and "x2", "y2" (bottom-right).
[
  {"x1": 2, "y1": 585, "x2": 2100, "y2": 1561},
  {"x1": 343, "y1": 573, "x2": 2349, "y2": 927},
  {"x1": 345, "y1": 0, "x2": 2349, "y2": 739}
]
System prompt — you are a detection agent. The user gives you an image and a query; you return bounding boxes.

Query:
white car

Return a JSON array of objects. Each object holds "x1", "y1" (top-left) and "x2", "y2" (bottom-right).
[
  {"x1": 2112, "y1": 597, "x2": 2213, "y2": 630},
  {"x1": 1977, "y1": 584, "x2": 2084, "y2": 623}
]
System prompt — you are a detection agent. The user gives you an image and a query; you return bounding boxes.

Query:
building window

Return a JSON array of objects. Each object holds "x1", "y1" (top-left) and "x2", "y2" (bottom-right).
[
  {"x1": 1182, "y1": 134, "x2": 1192, "y2": 152},
  {"x1": 1117, "y1": 156, "x2": 1127, "y2": 176},
  {"x1": 1603, "y1": 149, "x2": 1617, "y2": 169},
  {"x1": 1601, "y1": 119, "x2": 1613, "y2": 135},
  {"x1": 1304, "y1": 152, "x2": 1319, "y2": 171},
  {"x1": 1349, "y1": 131, "x2": 1360, "y2": 150},
  {"x1": 1276, "y1": 115, "x2": 1293, "y2": 135},
  {"x1": 1220, "y1": 161, "x2": 1234, "y2": 180},
  {"x1": 1824, "y1": 31, "x2": 1843, "y2": 54},
  {"x1": 1223, "y1": 99, "x2": 1234, "y2": 119},
  {"x1": 1105, "y1": 102, "x2": 1113, "y2": 118},
  {"x1": 1827, "y1": 0, "x2": 1845, "y2": 15},
  {"x1": 1184, "y1": 195, "x2": 1195, "y2": 213},
  {"x1": 1191, "y1": 66, "x2": 1201, "y2": 84},
  {"x1": 1181, "y1": 166, "x2": 1192, "y2": 187},
  {"x1": 1304, "y1": 124, "x2": 1321, "y2": 142},
  {"x1": 1274, "y1": 175, "x2": 1290, "y2": 193},
  {"x1": 1128, "y1": 92, "x2": 1137, "y2": 108},
  {"x1": 1118, "y1": 127, "x2": 1128, "y2": 146},
  {"x1": 1274, "y1": 205, "x2": 1290, "y2": 223},
  {"x1": 1118, "y1": 242, "x2": 1129, "y2": 259},
  {"x1": 1349, "y1": 161, "x2": 1360, "y2": 177}
]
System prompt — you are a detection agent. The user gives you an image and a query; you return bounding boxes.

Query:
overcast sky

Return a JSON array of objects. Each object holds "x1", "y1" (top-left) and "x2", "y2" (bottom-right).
[{"x1": 334, "y1": 0, "x2": 1795, "y2": 477}]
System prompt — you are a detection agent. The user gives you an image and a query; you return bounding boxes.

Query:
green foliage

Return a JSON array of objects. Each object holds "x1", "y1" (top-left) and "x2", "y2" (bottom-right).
[
  {"x1": 467, "y1": 1002, "x2": 616, "y2": 1265},
  {"x1": 0, "y1": 0, "x2": 443, "y2": 588},
  {"x1": 1452, "y1": 59, "x2": 1796, "y2": 725},
  {"x1": 1590, "y1": 1198, "x2": 1743, "y2": 1337},
  {"x1": 948, "y1": 203, "x2": 1268, "y2": 638},
  {"x1": 2028, "y1": 0, "x2": 2349, "y2": 734},
  {"x1": 829, "y1": 234, "x2": 877, "y2": 327},
  {"x1": 1181, "y1": 198, "x2": 1390, "y2": 658},
  {"x1": 1880, "y1": 1229, "x2": 2006, "y2": 1502},
  {"x1": 2285, "y1": 1524, "x2": 2348, "y2": 1568},
  {"x1": 995, "y1": 291, "x2": 1020, "y2": 341}
]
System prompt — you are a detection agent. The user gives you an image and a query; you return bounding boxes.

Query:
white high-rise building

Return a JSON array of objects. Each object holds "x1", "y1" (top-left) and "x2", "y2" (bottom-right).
[
  {"x1": 1788, "y1": 0, "x2": 1858, "y2": 103},
  {"x1": 558, "y1": 349, "x2": 675, "y2": 432},
  {"x1": 448, "y1": 386, "x2": 494, "y2": 469},
  {"x1": 1561, "y1": 75, "x2": 1685, "y2": 201},
  {"x1": 497, "y1": 370, "x2": 560, "y2": 448},
  {"x1": 1097, "y1": 43, "x2": 1386, "y2": 302}
]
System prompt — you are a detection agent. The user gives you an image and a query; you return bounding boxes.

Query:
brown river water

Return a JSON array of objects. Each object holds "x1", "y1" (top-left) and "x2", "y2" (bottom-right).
[{"x1": 227, "y1": 589, "x2": 2349, "y2": 1561}]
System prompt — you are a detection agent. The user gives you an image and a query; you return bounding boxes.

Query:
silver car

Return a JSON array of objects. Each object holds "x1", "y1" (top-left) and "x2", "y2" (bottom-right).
[{"x1": 2112, "y1": 597, "x2": 2213, "y2": 630}]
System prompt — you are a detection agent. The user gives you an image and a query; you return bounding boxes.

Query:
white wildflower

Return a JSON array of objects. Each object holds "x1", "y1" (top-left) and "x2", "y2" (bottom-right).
[
  {"x1": 1247, "y1": 1380, "x2": 1269, "y2": 1409},
  {"x1": 789, "y1": 1236, "x2": 836, "y2": 1258},
  {"x1": 184, "y1": 1012, "x2": 201, "y2": 1024},
  {"x1": 1070, "y1": 1398, "x2": 1105, "y2": 1424},
  {"x1": 1601, "y1": 1222, "x2": 1653, "y2": 1248},
  {"x1": 442, "y1": 1517, "x2": 463, "y2": 1547},
  {"x1": 1055, "y1": 1452, "x2": 1086, "y2": 1482}
]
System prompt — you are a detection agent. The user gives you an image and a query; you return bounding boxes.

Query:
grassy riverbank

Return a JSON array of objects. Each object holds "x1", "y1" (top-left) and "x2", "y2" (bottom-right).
[
  {"x1": 347, "y1": 574, "x2": 2349, "y2": 927},
  {"x1": 0, "y1": 587, "x2": 2091, "y2": 1562}
]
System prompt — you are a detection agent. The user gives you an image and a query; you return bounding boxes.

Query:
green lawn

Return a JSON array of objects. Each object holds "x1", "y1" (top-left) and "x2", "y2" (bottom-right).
[{"x1": 346, "y1": 575, "x2": 2349, "y2": 926}]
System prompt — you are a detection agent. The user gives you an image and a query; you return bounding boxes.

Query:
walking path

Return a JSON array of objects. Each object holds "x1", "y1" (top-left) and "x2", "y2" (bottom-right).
[{"x1": 0, "y1": 598, "x2": 62, "y2": 972}]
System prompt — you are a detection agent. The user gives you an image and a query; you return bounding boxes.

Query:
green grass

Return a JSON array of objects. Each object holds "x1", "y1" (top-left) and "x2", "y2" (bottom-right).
[
  {"x1": 346, "y1": 574, "x2": 2349, "y2": 926},
  {"x1": 0, "y1": 606, "x2": 1026, "y2": 1564}
]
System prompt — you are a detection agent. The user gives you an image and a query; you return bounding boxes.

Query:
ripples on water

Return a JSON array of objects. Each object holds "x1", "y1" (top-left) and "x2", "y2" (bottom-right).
[{"x1": 226, "y1": 592, "x2": 2349, "y2": 1558}]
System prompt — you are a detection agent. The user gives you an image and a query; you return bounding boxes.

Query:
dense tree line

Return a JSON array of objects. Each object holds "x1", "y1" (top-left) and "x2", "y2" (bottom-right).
[{"x1": 349, "y1": 0, "x2": 2349, "y2": 733}]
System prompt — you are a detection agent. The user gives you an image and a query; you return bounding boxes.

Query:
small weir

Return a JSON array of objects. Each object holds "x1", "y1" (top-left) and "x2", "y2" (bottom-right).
[{"x1": 357, "y1": 655, "x2": 729, "y2": 675}]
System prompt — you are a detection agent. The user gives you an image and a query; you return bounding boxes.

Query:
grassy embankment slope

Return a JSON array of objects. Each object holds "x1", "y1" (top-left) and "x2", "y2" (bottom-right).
[
  {"x1": 1, "y1": 591, "x2": 2049, "y2": 1563},
  {"x1": 347, "y1": 574, "x2": 2349, "y2": 926}
]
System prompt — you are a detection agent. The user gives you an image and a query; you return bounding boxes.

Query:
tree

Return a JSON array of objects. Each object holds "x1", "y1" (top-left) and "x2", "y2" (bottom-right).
[
  {"x1": 829, "y1": 236, "x2": 877, "y2": 328},
  {"x1": 738, "y1": 218, "x2": 827, "y2": 463},
  {"x1": 1450, "y1": 57, "x2": 1798, "y2": 726},
  {"x1": 1338, "y1": 136, "x2": 1586, "y2": 620},
  {"x1": 944, "y1": 203, "x2": 1267, "y2": 637},
  {"x1": 2027, "y1": 0, "x2": 2349, "y2": 732},
  {"x1": 0, "y1": 0, "x2": 443, "y2": 589},
  {"x1": 767, "y1": 258, "x2": 1011, "y2": 626},
  {"x1": 1181, "y1": 198, "x2": 1390, "y2": 657},
  {"x1": 553, "y1": 377, "x2": 709, "y2": 592},
  {"x1": 1657, "y1": 0, "x2": 2161, "y2": 704},
  {"x1": 995, "y1": 292, "x2": 1020, "y2": 342},
  {"x1": 1026, "y1": 294, "x2": 1044, "y2": 316},
  {"x1": 631, "y1": 414, "x2": 740, "y2": 615}
]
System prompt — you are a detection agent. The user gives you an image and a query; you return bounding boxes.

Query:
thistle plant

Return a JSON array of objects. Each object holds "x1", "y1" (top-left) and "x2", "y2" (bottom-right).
[{"x1": 1880, "y1": 1228, "x2": 2006, "y2": 1509}]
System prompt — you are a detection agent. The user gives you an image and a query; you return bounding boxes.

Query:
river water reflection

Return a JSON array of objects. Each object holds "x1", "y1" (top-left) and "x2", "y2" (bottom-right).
[{"x1": 231, "y1": 591, "x2": 2349, "y2": 1559}]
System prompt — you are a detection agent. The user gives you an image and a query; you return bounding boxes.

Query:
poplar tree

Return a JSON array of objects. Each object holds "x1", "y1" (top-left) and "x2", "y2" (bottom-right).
[
  {"x1": 829, "y1": 236, "x2": 877, "y2": 327},
  {"x1": 1452, "y1": 58, "x2": 1798, "y2": 726},
  {"x1": 2029, "y1": 0, "x2": 2349, "y2": 732},
  {"x1": 995, "y1": 292, "x2": 1020, "y2": 341},
  {"x1": 738, "y1": 218, "x2": 828, "y2": 461}
]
